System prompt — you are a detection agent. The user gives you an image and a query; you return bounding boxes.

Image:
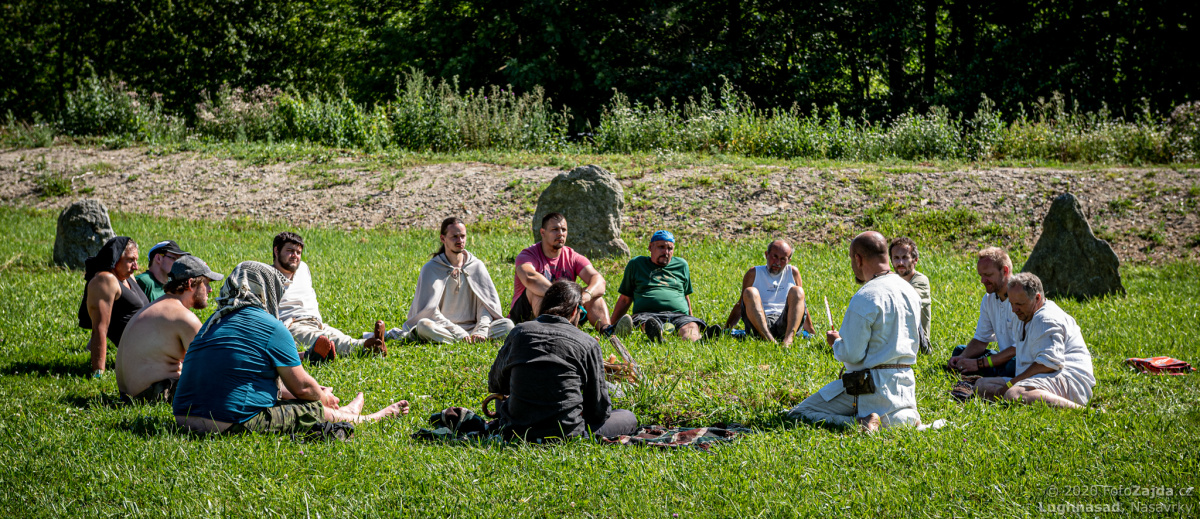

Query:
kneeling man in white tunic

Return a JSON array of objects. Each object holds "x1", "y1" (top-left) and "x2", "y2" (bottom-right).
[
  {"x1": 975, "y1": 273, "x2": 1095, "y2": 408},
  {"x1": 788, "y1": 231, "x2": 922, "y2": 432}
]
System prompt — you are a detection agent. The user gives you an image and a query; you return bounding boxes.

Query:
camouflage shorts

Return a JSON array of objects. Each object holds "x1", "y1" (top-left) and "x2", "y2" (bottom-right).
[{"x1": 227, "y1": 400, "x2": 325, "y2": 435}]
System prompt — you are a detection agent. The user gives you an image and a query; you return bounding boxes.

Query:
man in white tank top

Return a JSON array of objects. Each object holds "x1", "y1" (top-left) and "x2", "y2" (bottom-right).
[{"x1": 723, "y1": 239, "x2": 815, "y2": 347}]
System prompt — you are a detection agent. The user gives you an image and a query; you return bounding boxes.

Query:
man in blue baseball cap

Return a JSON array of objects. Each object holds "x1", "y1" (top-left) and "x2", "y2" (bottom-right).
[{"x1": 608, "y1": 230, "x2": 719, "y2": 342}]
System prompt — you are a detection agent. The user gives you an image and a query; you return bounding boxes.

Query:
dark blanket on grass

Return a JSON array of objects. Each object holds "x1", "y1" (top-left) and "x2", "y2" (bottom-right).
[
  {"x1": 598, "y1": 425, "x2": 752, "y2": 451},
  {"x1": 412, "y1": 407, "x2": 750, "y2": 450}
]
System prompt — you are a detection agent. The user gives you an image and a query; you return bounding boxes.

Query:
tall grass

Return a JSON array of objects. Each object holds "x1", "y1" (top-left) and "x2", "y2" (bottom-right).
[{"x1": 23, "y1": 73, "x2": 1199, "y2": 164}]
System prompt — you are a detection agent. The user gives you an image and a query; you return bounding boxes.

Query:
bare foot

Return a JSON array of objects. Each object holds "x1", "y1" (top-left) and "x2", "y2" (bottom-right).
[
  {"x1": 364, "y1": 400, "x2": 410, "y2": 421},
  {"x1": 780, "y1": 334, "x2": 794, "y2": 348},
  {"x1": 363, "y1": 320, "x2": 388, "y2": 357},
  {"x1": 858, "y1": 412, "x2": 881, "y2": 434},
  {"x1": 343, "y1": 392, "x2": 366, "y2": 415}
]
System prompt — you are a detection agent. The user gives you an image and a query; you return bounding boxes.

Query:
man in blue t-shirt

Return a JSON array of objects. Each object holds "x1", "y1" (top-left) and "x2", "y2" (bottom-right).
[
  {"x1": 173, "y1": 262, "x2": 409, "y2": 436},
  {"x1": 609, "y1": 230, "x2": 717, "y2": 342}
]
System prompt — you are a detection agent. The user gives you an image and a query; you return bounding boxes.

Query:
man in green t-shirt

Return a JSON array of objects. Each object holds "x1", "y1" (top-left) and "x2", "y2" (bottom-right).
[
  {"x1": 135, "y1": 240, "x2": 189, "y2": 302},
  {"x1": 609, "y1": 230, "x2": 718, "y2": 342}
]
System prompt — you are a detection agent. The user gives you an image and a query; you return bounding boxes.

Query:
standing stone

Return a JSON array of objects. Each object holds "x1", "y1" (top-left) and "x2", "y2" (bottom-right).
[
  {"x1": 1022, "y1": 193, "x2": 1124, "y2": 299},
  {"x1": 532, "y1": 165, "x2": 630, "y2": 259},
  {"x1": 54, "y1": 199, "x2": 115, "y2": 270}
]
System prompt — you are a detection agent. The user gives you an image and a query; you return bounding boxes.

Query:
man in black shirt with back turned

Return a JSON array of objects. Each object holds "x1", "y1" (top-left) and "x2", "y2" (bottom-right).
[{"x1": 487, "y1": 280, "x2": 638, "y2": 440}]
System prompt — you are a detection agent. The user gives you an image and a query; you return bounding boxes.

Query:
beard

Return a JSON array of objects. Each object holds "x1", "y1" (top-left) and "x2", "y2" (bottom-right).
[
  {"x1": 767, "y1": 265, "x2": 785, "y2": 276},
  {"x1": 275, "y1": 255, "x2": 299, "y2": 273},
  {"x1": 192, "y1": 289, "x2": 209, "y2": 309}
]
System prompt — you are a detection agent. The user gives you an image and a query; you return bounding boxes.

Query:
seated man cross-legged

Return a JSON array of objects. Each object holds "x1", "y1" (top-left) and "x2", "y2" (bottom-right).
[
  {"x1": 609, "y1": 230, "x2": 718, "y2": 342},
  {"x1": 173, "y1": 261, "x2": 409, "y2": 436},
  {"x1": 395, "y1": 217, "x2": 514, "y2": 344},
  {"x1": 724, "y1": 239, "x2": 815, "y2": 347},
  {"x1": 488, "y1": 280, "x2": 638, "y2": 440},
  {"x1": 116, "y1": 255, "x2": 223, "y2": 404},
  {"x1": 509, "y1": 212, "x2": 611, "y2": 332},
  {"x1": 973, "y1": 273, "x2": 1096, "y2": 408},
  {"x1": 946, "y1": 247, "x2": 1021, "y2": 379}
]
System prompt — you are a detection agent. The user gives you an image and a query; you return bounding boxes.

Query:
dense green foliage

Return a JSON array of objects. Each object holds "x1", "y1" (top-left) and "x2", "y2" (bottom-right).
[
  {"x1": 5, "y1": 73, "x2": 1192, "y2": 164},
  {"x1": 2, "y1": 0, "x2": 1195, "y2": 126},
  {"x1": 1, "y1": 208, "x2": 1198, "y2": 516}
]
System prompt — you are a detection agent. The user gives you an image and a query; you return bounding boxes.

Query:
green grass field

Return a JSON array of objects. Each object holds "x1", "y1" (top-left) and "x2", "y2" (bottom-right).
[{"x1": 1, "y1": 206, "x2": 1197, "y2": 517}]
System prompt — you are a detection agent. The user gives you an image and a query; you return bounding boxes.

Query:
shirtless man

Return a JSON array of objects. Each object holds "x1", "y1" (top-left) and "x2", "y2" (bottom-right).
[{"x1": 116, "y1": 255, "x2": 223, "y2": 404}]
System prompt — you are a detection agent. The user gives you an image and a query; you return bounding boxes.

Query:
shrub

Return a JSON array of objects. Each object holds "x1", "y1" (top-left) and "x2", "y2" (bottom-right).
[
  {"x1": 1167, "y1": 101, "x2": 1200, "y2": 162},
  {"x1": 59, "y1": 71, "x2": 187, "y2": 145},
  {"x1": 60, "y1": 73, "x2": 141, "y2": 137},
  {"x1": 2, "y1": 111, "x2": 55, "y2": 148},
  {"x1": 195, "y1": 85, "x2": 283, "y2": 142}
]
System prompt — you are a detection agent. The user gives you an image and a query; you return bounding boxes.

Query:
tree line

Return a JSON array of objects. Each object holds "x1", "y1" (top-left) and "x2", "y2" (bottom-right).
[{"x1": 2, "y1": 0, "x2": 1194, "y2": 129}]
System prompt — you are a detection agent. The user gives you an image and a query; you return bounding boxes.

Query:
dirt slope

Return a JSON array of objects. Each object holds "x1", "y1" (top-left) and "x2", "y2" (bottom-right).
[{"x1": 2, "y1": 145, "x2": 1197, "y2": 264}]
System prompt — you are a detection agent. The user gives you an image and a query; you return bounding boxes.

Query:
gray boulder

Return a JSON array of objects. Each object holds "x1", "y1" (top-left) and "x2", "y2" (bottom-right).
[
  {"x1": 54, "y1": 199, "x2": 115, "y2": 269},
  {"x1": 532, "y1": 165, "x2": 630, "y2": 259},
  {"x1": 1022, "y1": 193, "x2": 1124, "y2": 299}
]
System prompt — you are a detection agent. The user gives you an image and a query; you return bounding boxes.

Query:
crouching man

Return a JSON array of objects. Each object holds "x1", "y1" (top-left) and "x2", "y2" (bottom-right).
[
  {"x1": 116, "y1": 255, "x2": 223, "y2": 404},
  {"x1": 788, "y1": 232, "x2": 922, "y2": 432},
  {"x1": 974, "y1": 273, "x2": 1096, "y2": 408},
  {"x1": 173, "y1": 261, "x2": 408, "y2": 435},
  {"x1": 487, "y1": 280, "x2": 638, "y2": 440}
]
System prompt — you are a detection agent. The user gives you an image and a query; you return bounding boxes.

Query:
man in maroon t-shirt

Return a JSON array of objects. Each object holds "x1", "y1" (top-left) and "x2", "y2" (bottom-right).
[{"x1": 510, "y1": 213, "x2": 611, "y2": 331}]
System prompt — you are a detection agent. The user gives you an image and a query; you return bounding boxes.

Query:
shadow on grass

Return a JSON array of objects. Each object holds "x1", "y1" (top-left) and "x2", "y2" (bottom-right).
[
  {"x1": 63, "y1": 392, "x2": 123, "y2": 410},
  {"x1": 115, "y1": 415, "x2": 193, "y2": 439},
  {"x1": 0, "y1": 359, "x2": 91, "y2": 378}
]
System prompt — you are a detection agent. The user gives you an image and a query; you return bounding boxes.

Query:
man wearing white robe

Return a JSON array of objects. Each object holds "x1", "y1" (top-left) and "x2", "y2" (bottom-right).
[
  {"x1": 271, "y1": 232, "x2": 386, "y2": 360},
  {"x1": 788, "y1": 231, "x2": 922, "y2": 432},
  {"x1": 975, "y1": 273, "x2": 1096, "y2": 408},
  {"x1": 391, "y1": 217, "x2": 515, "y2": 344}
]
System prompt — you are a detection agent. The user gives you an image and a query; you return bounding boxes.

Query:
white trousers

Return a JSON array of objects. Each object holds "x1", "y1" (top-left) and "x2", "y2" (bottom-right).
[
  {"x1": 287, "y1": 318, "x2": 365, "y2": 355},
  {"x1": 413, "y1": 318, "x2": 515, "y2": 344},
  {"x1": 788, "y1": 368, "x2": 921, "y2": 428}
]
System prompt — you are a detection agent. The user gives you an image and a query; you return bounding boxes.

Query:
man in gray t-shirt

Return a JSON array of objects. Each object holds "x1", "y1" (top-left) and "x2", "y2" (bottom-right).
[{"x1": 889, "y1": 237, "x2": 931, "y2": 354}]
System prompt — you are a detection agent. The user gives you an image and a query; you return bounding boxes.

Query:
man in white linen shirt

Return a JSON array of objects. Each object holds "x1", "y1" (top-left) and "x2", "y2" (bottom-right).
[
  {"x1": 272, "y1": 232, "x2": 387, "y2": 362},
  {"x1": 974, "y1": 273, "x2": 1096, "y2": 408},
  {"x1": 787, "y1": 231, "x2": 922, "y2": 433}
]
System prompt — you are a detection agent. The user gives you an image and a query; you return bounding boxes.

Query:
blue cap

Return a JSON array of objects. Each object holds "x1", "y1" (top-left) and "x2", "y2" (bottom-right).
[{"x1": 650, "y1": 230, "x2": 675, "y2": 243}]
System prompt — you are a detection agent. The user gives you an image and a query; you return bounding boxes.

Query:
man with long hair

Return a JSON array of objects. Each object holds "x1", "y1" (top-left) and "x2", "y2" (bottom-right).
[
  {"x1": 395, "y1": 217, "x2": 514, "y2": 343},
  {"x1": 488, "y1": 280, "x2": 638, "y2": 440}
]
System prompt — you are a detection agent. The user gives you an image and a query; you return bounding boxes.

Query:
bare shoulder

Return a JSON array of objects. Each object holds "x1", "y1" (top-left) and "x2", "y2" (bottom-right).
[
  {"x1": 87, "y1": 272, "x2": 121, "y2": 297},
  {"x1": 790, "y1": 265, "x2": 803, "y2": 284}
]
